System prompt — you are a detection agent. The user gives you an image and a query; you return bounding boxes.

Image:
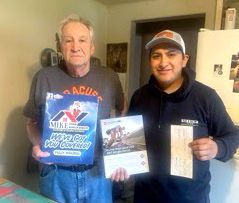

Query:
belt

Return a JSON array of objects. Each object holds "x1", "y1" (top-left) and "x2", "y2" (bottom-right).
[{"x1": 57, "y1": 164, "x2": 95, "y2": 172}]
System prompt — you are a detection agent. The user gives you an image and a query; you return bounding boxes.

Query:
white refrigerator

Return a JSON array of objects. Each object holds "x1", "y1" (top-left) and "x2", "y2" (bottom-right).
[{"x1": 195, "y1": 29, "x2": 239, "y2": 203}]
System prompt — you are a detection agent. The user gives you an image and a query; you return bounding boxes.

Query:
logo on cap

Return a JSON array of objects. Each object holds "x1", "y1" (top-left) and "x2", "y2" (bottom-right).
[
  {"x1": 155, "y1": 31, "x2": 174, "y2": 39},
  {"x1": 145, "y1": 30, "x2": 185, "y2": 54}
]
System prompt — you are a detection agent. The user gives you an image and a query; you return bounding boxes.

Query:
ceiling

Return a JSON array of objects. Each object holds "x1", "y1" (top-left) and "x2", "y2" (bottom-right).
[{"x1": 96, "y1": 0, "x2": 153, "y2": 5}]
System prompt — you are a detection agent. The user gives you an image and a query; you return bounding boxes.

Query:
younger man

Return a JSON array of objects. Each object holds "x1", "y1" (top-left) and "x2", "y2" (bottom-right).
[{"x1": 129, "y1": 30, "x2": 239, "y2": 203}]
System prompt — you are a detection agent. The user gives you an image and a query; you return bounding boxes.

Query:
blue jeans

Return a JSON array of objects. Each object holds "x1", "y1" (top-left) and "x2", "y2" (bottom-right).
[{"x1": 39, "y1": 162, "x2": 112, "y2": 203}]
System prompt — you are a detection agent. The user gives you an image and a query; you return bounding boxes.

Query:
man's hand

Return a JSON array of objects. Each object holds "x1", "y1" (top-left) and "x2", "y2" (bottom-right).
[
  {"x1": 110, "y1": 167, "x2": 130, "y2": 182},
  {"x1": 26, "y1": 118, "x2": 50, "y2": 162},
  {"x1": 189, "y1": 137, "x2": 218, "y2": 161},
  {"x1": 32, "y1": 144, "x2": 50, "y2": 161}
]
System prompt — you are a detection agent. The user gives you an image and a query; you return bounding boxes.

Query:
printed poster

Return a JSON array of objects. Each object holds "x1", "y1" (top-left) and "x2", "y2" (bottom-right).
[
  {"x1": 100, "y1": 115, "x2": 149, "y2": 178},
  {"x1": 41, "y1": 92, "x2": 98, "y2": 165}
]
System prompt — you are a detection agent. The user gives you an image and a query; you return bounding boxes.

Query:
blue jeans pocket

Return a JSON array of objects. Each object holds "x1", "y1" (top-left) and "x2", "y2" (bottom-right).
[
  {"x1": 40, "y1": 165, "x2": 56, "y2": 179},
  {"x1": 39, "y1": 165, "x2": 57, "y2": 200}
]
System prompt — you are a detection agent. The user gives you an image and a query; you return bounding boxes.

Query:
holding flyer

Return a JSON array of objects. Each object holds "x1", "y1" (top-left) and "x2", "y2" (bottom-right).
[
  {"x1": 41, "y1": 92, "x2": 98, "y2": 165},
  {"x1": 100, "y1": 115, "x2": 149, "y2": 178}
]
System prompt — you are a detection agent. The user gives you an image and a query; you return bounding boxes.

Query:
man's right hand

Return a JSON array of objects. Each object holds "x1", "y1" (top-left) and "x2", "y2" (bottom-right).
[{"x1": 32, "y1": 145, "x2": 50, "y2": 161}]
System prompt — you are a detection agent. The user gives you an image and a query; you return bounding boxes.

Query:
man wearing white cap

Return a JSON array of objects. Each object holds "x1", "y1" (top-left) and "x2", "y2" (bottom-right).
[{"x1": 128, "y1": 30, "x2": 239, "y2": 203}]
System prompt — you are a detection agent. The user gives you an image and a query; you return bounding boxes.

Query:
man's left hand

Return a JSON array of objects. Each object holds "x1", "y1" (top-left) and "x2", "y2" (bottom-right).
[
  {"x1": 110, "y1": 167, "x2": 130, "y2": 182},
  {"x1": 189, "y1": 137, "x2": 218, "y2": 161}
]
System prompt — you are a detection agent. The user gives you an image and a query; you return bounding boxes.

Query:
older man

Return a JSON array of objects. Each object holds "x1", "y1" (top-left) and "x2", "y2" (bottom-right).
[
  {"x1": 24, "y1": 14, "x2": 126, "y2": 203},
  {"x1": 129, "y1": 30, "x2": 239, "y2": 203}
]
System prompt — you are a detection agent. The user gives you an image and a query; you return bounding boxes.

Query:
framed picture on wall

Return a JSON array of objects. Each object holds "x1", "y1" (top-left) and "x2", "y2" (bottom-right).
[{"x1": 107, "y1": 43, "x2": 127, "y2": 73}]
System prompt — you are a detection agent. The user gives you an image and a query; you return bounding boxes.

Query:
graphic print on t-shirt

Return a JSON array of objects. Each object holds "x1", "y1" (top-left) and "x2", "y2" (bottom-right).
[{"x1": 63, "y1": 85, "x2": 103, "y2": 101}]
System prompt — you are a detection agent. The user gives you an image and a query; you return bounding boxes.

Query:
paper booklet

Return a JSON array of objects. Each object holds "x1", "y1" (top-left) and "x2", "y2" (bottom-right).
[
  {"x1": 40, "y1": 92, "x2": 98, "y2": 165},
  {"x1": 100, "y1": 115, "x2": 149, "y2": 178}
]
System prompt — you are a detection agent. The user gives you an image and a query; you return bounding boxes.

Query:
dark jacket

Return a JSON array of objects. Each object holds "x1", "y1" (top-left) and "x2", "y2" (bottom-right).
[{"x1": 129, "y1": 68, "x2": 239, "y2": 203}]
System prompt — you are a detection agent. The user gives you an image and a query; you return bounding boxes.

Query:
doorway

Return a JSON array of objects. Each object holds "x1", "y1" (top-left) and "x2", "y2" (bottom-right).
[{"x1": 128, "y1": 14, "x2": 205, "y2": 99}]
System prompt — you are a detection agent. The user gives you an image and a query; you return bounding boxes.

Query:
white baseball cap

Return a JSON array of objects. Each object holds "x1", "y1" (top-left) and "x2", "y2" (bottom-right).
[{"x1": 145, "y1": 30, "x2": 185, "y2": 54}]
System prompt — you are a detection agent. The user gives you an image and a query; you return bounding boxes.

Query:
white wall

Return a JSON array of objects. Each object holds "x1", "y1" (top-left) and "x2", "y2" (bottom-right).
[
  {"x1": 0, "y1": 0, "x2": 107, "y2": 189},
  {"x1": 107, "y1": 0, "x2": 216, "y2": 40}
]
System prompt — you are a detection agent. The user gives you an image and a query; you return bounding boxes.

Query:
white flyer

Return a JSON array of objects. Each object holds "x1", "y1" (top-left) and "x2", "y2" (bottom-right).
[
  {"x1": 100, "y1": 115, "x2": 149, "y2": 178},
  {"x1": 170, "y1": 125, "x2": 193, "y2": 179}
]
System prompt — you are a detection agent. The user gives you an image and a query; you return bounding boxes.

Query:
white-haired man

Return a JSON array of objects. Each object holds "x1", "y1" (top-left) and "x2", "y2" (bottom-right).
[{"x1": 24, "y1": 14, "x2": 127, "y2": 203}]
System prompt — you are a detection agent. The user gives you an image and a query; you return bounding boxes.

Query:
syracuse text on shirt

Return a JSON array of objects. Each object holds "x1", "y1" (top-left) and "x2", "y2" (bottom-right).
[{"x1": 63, "y1": 85, "x2": 103, "y2": 101}]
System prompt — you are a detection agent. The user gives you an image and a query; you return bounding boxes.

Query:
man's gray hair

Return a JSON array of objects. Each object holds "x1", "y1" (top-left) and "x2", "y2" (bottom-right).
[{"x1": 59, "y1": 14, "x2": 94, "y2": 42}]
